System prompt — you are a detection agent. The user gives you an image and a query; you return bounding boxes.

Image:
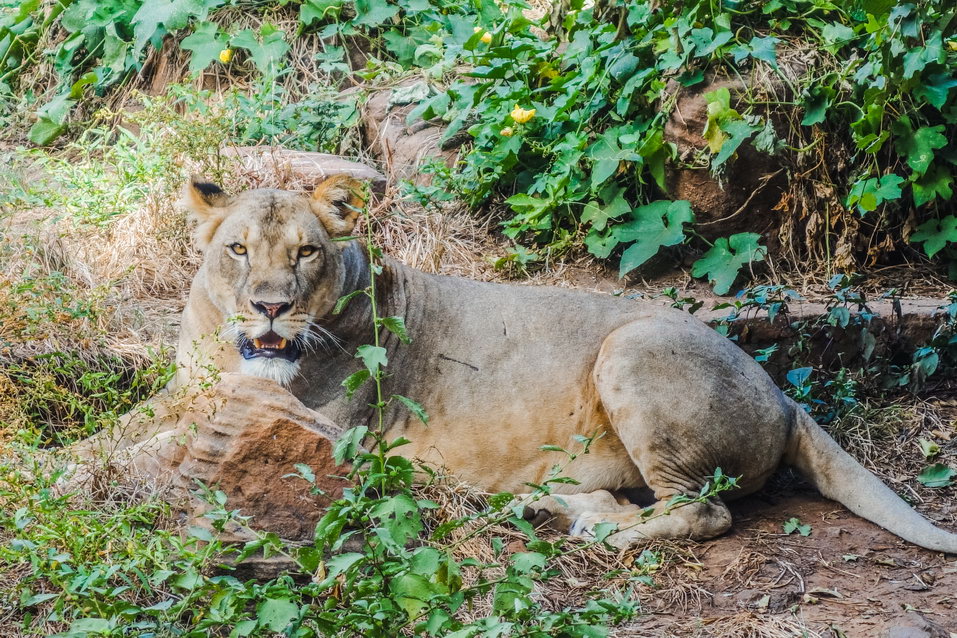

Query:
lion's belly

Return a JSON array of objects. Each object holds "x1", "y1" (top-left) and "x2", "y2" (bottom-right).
[{"x1": 390, "y1": 390, "x2": 646, "y2": 494}]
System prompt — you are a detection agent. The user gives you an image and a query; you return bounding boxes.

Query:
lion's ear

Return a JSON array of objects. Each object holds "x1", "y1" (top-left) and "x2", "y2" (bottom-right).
[
  {"x1": 181, "y1": 175, "x2": 231, "y2": 251},
  {"x1": 310, "y1": 175, "x2": 366, "y2": 237}
]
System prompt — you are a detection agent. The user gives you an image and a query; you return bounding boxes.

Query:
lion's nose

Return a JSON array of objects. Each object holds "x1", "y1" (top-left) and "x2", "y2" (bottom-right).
[{"x1": 251, "y1": 301, "x2": 292, "y2": 318}]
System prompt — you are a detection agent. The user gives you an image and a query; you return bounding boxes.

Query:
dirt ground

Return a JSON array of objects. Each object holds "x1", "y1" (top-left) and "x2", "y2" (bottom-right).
[{"x1": 619, "y1": 482, "x2": 957, "y2": 638}]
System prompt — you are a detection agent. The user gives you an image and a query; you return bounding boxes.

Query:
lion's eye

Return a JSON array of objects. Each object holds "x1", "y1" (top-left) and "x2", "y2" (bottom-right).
[
  {"x1": 298, "y1": 245, "x2": 317, "y2": 259},
  {"x1": 228, "y1": 243, "x2": 247, "y2": 256}
]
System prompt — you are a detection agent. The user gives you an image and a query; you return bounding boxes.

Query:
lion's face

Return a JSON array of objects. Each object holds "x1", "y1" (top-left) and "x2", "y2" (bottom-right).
[{"x1": 182, "y1": 175, "x2": 364, "y2": 385}]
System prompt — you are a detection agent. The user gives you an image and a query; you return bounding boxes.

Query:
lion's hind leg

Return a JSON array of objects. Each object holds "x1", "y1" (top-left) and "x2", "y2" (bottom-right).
[
  {"x1": 569, "y1": 496, "x2": 732, "y2": 550},
  {"x1": 516, "y1": 490, "x2": 641, "y2": 534}
]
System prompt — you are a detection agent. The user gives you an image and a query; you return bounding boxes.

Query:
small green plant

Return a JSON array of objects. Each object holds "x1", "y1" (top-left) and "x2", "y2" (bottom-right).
[{"x1": 782, "y1": 517, "x2": 812, "y2": 537}]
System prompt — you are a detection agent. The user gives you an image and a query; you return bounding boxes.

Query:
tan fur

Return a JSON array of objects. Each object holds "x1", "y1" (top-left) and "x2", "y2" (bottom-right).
[{"x1": 156, "y1": 180, "x2": 957, "y2": 552}]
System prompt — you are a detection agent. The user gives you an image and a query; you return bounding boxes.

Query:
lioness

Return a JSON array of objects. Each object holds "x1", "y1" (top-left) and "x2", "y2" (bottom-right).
[{"x1": 171, "y1": 174, "x2": 956, "y2": 552}]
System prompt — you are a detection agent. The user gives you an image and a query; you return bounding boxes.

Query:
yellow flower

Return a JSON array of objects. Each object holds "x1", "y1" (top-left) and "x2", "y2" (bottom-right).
[
  {"x1": 949, "y1": 40, "x2": 957, "y2": 52},
  {"x1": 501, "y1": 126, "x2": 514, "y2": 137},
  {"x1": 481, "y1": 31, "x2": 492, "y2": 44},
  {"x1": 219, "y1": 48, "x2": 234, "y2": 64},
  {"x1": 510, "y1": 104, "x2": 536, "y2": 124}
]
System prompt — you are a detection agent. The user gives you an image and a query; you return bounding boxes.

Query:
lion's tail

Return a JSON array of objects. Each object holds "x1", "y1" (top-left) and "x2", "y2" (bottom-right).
[{"x1": 784, "y1": 406, "x2": 957, "y2": 554}]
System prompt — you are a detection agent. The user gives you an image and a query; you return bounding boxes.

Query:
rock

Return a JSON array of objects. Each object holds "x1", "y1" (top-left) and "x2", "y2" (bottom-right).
[
  {"x1": 361, "y1": 82, "x2": 462, "y2": 185},
  {"x1": 71, "y1": 373, "x2": 351, "y2": 544},
  {"x1": 170, "y1": 374, "x2": 350, "y2": 542},
  {"x1": 883, "y1": 612, "x2": 951, "y2": 638},
  {"x1": 664, "y1": 76, "x2": 786, "y2": 240},
  {"x1": 223, "y1": 146, "x2": 387, "y2": 195}
]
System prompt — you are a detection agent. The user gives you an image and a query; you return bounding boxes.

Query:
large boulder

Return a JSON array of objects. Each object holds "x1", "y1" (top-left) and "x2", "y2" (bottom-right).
[
  {"x1": 71, "y1": 373, "x2": 350, "y2": 543},
  {"x1": 361, "y1": 82, "x2": 462, "y2": 185},
  {"x1": 223, "y1": 146, "x2": 387, "y2": 195}
]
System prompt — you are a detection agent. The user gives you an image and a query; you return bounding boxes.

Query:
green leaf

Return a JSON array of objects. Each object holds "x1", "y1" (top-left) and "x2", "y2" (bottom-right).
[
  {"x1": 372, "y1": 493, "x2": 422, "y2": 546},
  {"x1": 591, "y1": 521, "x2": 618, "y2": 542},
  {"x1": 846, "y1": 174, "x2": 904, "y2": 213},
  {"x1": 392, "y1": 394, "x2": 429, "y2": 424},
  {"x1": 181, "y1": 21, "x2": 228, "y2": 74},
  {"x1": 912, "y1": 166, "x2": 954, "y2": 208},
  {"x1": 257, "y1": 597, "x2": 298, "y2": 632},
  {"x1": 800, "y1": 84, "x2": 835, "y2": 126},
  {"x1": 703, "y1": 87, "x2": 736, "y2": 153},
  {"x1": 231, "y1": 24, "x2": 290, "y2": 73},
  {"x1": 333, "y1": 425, "x2": 367, "y2": 464},
  {"x1": 918, "y1": 438, "x2": 940, "y2": 459},
  {"x1": 132, "y1": 0, "x2": 224, "y2": 57},
  {"x1": 342, "y1": 369, "x2": 370, "y2": 398},
  {"x1": 380, "y1": 315, "x2": 411, "y2": 344},
  {"x1": 355, "y1": 344, "x2": 388, "y2": 375},
  {"x1": 914, "y1": 72, "x2": 957, "y2": 109},
  {"x1": 892, "y1": 120, "x2": 946, "y2": 176},
  {"x1": 782, "y1": 517, "x2": 811, "y2": 536},
  {"x1": 510, "y1": 551, "x2": 546, "y2": 574},
  {"x1": 916, "y1": 463, "x2": 956, "y2": 488},
  {"x1": 613, "y1": 200, "x2": 694, "y2": 277},
  {"x1": 587, "y1": 129, "x2": 641, "y2": 189},
  {"x1": 910, "y1": 215, "x2": 957, "y2": 258},
  {"x1": 713, "y1": 118, "x2": 760, "y2": 167},
  {"x1": 28, "y1": 93, "x2": 75, "y2": 145},
  {"x1": 300, "y1": 0, "x2": 344, "y2": 25},
  {"x1": 334, "y1": 289, "x2": 365, "y2": 314},
  {"x1": 354, "y1": 0, "x2": 399, "y2": 27},
  {"x1": 748, "y1": 35, "x2": 779, "y2": 69},
  {"x1": 691, "y1": 233, "x2": 767, "y2": 295},
  {"x1": 391, "y1": 573, "x2": 434, "y2": 618}
]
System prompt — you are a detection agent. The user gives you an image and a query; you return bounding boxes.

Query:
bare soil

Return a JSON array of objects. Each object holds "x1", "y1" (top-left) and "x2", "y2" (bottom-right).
[{"x1": 619, "y1": 482, "x2": 957, "y2": 637}]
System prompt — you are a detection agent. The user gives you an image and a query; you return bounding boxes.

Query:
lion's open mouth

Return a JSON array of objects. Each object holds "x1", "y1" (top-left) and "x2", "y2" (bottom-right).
[{"x1": 238, "y1": 330, "x2": 302, "y2": 362}]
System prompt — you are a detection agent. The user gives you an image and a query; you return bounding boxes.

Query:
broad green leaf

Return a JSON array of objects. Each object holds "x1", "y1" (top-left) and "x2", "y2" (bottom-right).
[
  {"x1": 354, "y1": 0, "x2": 400, "y2": 27},
  {"x1": 846, "y1": 174, "x2": 904, "y2": 213},
  {"x1": 510, "y1": 551, "x2": 546, "y2": 574},
  {"x1": 391, "y1": 573, "x2": 434, "y2": 618},
  {"x1": 132, "y1": 0, "x2": 224, "y2": 56},
  {"x1": 713, "y1": 118, "x2": 760, "y2": 167},
  {"x1": 800, "y1": 84, "x2": 835, "y2": 126},
  {"x1": 231, "y1": 24, "x2": 289, "y2": 73},
  {"x1": 356, "y1": 344, "x2": 387, "y2": 375},
  {"x1": 257, "y1": 597, "x2": 298, "y2": 632},
  {"x1": 380, "y1": 315, "x2": 411, "y2": 344},
  {"x1": 393, "y1": 394, "x2": 429, "y2": 424},
  {"x1": 581, "y1": 189, "x2": 630, "y2": 232},
  {"x1": 333, "y1": 425, "x2": 367, "y2": 464},
  {"x1": 702, "y1": 87, "x2": 736, "y2": 153},
  {"x1": 300, "y1": 0, "x2": 344, "y2": 25},
  {"x1": 587, "y1": 130, "x2": 641, "y2": 189},
  {"x1": 916, "y1": 463, "x2": 956, "y2": 488},
  {"x1": 782, "y1": 517, "x2": 811, "y2": 536},
  {"x1": 820, "y1": 23, "x2": 856, "y2": 53},
  {"x1": 912, "y1": 166, "x2": 954, "y2": 208},
  {"x1": 918, "y1": 438, "x2": 940, "y2": 459},
  {"x1": 749, "y1": 35, "x2": 779, "y2": 69},
  {"x1": 28, "y1": 93, "x2": 75, "y2": 145},
  {"x1": 584, "y1": 228, "x2": 619, "y2": 259},
  {"x1": 689, "y1": 27, "x2": 732, "y2": 57},
  {"x1": 891, "y1": 116, "x2": 946, "y2": 177},
  {"x1": 910, "y1": 215, "x2": 957, "y2": 258},
  {"x1": 334, "y1": 289, "x2": 365, "y2": 314},
  {"x1": 914, "y1": 72, "x2": 957, "y2": 109},
  {"x1": 691, "y1": 233, "x2": 767, "y2": 295},
  {"x1": 371, "y1": 493, "x2": 422, "y2": 546},
  {"x1": 614, "y1": 200, "x2": 694, "y2": 277},
  {"x1": 181, "y1": 21, "x2": 228, "y2": 73}
]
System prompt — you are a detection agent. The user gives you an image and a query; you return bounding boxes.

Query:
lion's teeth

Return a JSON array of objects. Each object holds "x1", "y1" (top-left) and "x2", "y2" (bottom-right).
[
  {"x1": 253, "y1": 338, "x2": 263, "y2": 348},
  {"x1": 279, "y1": 338, "x2": 287, "y2": 349}
]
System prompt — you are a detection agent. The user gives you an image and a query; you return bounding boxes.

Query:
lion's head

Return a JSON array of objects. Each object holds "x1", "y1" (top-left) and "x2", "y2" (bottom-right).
[{"x1": 182, "y1": 174, "x2": 365, "y2": 385}]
